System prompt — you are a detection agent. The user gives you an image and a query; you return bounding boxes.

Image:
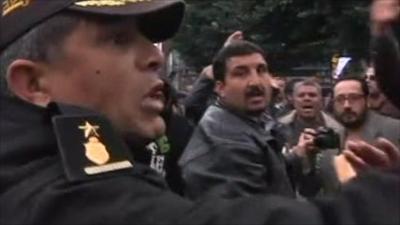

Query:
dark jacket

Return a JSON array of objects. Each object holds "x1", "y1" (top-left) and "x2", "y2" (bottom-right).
[
  {"x1": 179, "y1": 104, "x2": 294, "y2": 200},
  {"x1": 184, "y1": 75, "x2": 216, "y2": 124},
  {"x1": 138, "y1": 81, "x2": 195, "y2": 195},
  {"x1": 372, "y1": 25, "x2": 400, "y2": 108},
  {"x1": 0, "y1": 97, "x2": 198, "y2": 225},
  {"x1": 164, "y1": 113, "x2": 194, "y2": 195},
  {"x1": 1, "y1": 96, "x2": 399, "y2": 225}
]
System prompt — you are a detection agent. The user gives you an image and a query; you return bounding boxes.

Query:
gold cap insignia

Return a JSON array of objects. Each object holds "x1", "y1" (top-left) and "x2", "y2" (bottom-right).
[
  {"x1": 74, "y1": 0, "x2": 151, "y2": 7},
  {"x1": 2, "y1": 0, "x2": 31, "y2": 16}
]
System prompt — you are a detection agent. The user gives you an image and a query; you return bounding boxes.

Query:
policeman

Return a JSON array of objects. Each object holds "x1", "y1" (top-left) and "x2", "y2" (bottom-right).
[{"x1": 0, "y1": 0, "x2": 399, "y2": 224}]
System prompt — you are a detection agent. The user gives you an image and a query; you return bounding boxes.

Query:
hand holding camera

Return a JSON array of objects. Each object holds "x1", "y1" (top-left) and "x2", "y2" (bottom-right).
[
  {"x1": 293, "y1": 127, "x2": 340, "y2": 157},
  {"x1": 293, "y1": 128, "x2": 317, "y2": 157},
  {"x1": 312, "y1": 127, "x2": 341, "y2": 150}
]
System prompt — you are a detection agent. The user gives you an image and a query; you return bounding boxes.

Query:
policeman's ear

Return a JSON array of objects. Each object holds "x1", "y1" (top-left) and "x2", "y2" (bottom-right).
[
  {"x1": 6, "y1": 59, "x2": 51, "y2": 107},
  {"x1": 215, "y1": 80, "x2": 226, "y2": 98}
]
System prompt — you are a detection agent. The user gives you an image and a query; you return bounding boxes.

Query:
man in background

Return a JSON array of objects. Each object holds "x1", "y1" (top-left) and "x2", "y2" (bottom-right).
[
  {"x1": 365, "y1": 66, "x2": 400, "y2": 118},
  {"x1": 333, "y1": 77, "x2": 400, "y2": 149},
  {"x1": 279, "y1": 80, "x2": 344, "y2": 197},
  {"x1": 180, "y1": 40, "x2": 294, "y2": 200}
]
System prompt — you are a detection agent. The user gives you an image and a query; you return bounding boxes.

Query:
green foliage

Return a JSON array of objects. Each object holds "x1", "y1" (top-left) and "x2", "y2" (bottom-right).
[{"x1": 172, "y1": 0, "x2": 370, "y2": 75}]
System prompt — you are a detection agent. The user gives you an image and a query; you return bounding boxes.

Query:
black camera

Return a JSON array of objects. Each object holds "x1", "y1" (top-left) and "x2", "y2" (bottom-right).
[{"x1": 313, "y1": 127, "x2": 340, "y2": 149}]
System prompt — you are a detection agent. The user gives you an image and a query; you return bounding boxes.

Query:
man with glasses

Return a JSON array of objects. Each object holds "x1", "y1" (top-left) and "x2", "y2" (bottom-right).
[{"x1": 333, "y1": 77, "x2": 400, "y2": 148}]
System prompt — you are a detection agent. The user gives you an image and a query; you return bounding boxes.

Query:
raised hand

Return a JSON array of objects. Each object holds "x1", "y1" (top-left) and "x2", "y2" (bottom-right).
[
  {"x1": 343, "y1": 138, "x2": 400, "y2": 171},
  {"x1": 223, "y1": 31, "x2": 244, "y2": 47},
  {"x1": 370, "y1": 0, "x2": 400, "y2": 35}
]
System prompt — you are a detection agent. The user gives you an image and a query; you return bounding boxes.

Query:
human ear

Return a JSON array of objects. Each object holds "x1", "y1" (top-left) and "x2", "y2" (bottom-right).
[
  {"x1": 6, "y1": 59, "x2": 51, "y2": 107},
  {"x1": 215, "y1": 80, "x2": 225, "y2": 98}
]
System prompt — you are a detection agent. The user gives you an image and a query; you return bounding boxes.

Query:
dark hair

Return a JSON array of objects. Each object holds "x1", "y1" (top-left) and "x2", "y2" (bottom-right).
[
  {"x1": 293, "y1": 79, "x2": 322, "y2": 96},
  {"x1": 212, "y1": 40, "x2": 267, "y2": 82},
  {"x1": 284, "y1": 78, "x2": 302, "y2": 97},
  {"x1": 334, "y1": 76, "x2": 369, "y2": 96},
  {"x1": 338, "y1": 59, "x2": 365, "y2": 77},
  {"x1": 0, "y1": 12, "x2": 83, "y2": 96}
]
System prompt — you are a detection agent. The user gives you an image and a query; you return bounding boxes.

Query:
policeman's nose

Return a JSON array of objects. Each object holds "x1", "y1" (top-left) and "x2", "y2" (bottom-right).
[{"x1": 137, "y1": 41, "x2": 164, "y2": 73}]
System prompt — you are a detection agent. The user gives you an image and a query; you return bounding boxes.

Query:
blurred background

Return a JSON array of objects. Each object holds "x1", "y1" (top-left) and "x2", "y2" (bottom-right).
[{"x1": 160, "y1": 0, "x2": 371, "y2": 93}]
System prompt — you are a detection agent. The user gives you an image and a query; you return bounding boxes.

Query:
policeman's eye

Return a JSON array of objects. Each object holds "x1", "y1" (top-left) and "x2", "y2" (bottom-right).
[
  {"x1": 110, "y1": 32, "x2": 133, "y2": 46},
  {"x1": 99, "y1": 30, "x2": 136, "y2": 47}
]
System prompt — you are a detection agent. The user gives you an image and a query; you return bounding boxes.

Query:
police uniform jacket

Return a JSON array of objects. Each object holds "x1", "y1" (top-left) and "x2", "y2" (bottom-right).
[{"x1": 1, "y1": 96, "x2": 399, "y2": 225}]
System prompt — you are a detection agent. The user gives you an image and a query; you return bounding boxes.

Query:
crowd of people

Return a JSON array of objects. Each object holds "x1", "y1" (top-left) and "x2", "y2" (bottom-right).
[{"x1": 0, "y1": 0, "x2": 399, "y2": 224}]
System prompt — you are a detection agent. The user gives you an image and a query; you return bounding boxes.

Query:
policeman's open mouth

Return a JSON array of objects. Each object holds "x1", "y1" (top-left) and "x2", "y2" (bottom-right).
[
  {"x1": 143, "y1": 83, "x2": 166, "y2": 112},
  {"x1": 148, "y1": 85, "x2": 165, "y2": 100}
]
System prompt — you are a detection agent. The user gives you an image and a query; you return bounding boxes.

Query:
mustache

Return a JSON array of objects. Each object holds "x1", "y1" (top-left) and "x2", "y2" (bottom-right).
[
  {"x1": 245, "y1": 85, "x2": 266, "y2": 98},
  {"x1": 340, "y1": 110, "x2": 357, "y2": 117}
]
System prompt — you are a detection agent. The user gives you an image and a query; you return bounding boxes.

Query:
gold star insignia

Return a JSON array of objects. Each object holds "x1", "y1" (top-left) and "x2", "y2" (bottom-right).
[{"x1": 79, "y1": 121, "x2": 100, "y2": 138}]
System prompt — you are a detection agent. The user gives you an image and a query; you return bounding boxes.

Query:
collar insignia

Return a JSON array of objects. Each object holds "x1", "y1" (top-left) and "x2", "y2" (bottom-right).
[{"x1": 53, "y1": 115, "x2": 134, "y2": 181}]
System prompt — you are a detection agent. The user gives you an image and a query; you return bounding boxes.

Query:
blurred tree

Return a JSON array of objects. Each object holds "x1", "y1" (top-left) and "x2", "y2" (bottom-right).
[{"x1": 171, "y1": 0, "x2": 370, "y2": 75}]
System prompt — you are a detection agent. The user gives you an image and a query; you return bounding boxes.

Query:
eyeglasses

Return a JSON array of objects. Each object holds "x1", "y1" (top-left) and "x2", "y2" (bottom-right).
[{"x1": 334, "y1": 93, "x2": 365, "y2": 104}]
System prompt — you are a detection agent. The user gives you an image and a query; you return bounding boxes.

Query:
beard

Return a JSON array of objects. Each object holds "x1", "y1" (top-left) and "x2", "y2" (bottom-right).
[{"x1": 336, "y1": 109, "x2": 367, "y2": 129}]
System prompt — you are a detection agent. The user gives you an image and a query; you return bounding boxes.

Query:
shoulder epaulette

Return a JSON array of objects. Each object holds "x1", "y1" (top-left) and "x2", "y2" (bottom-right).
[{"x1": 52, "y1": 114, "x2": 134, "y2": 182}]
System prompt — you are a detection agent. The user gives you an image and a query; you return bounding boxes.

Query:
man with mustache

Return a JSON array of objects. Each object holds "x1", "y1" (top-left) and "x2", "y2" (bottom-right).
[
  {"x1": 333, "y1": 77, "x2": 400, "y2": 149},
  {"x1": 184, "y1": 31, "x2": 244, "y2": 124},
  {"x1": 179, "y1": 40, "x2": 295, "y2": 200}
]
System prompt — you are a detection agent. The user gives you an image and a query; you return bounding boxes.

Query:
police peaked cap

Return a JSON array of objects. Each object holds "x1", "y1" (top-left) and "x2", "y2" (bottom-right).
[{"x1": 0, "y1": 0, "x2": 185, "y2": 51}]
